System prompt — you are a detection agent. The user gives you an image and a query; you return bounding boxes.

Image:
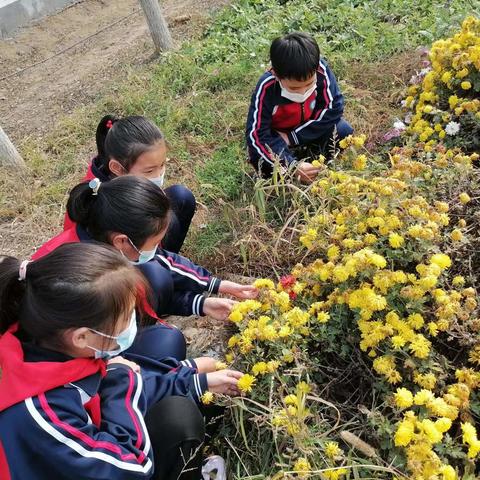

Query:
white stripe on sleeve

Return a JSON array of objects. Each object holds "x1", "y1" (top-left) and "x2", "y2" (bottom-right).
[{"x1": 25, "y1": 396, "x2": 153, "y2": 473}]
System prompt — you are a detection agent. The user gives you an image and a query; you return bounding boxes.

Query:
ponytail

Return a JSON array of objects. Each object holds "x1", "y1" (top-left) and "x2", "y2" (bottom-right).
[
  {"x1": 66, "y1": 180, "x2": 98, "y2": 231},
  {"x1": 95, "y1": 115, "x2": 164, "y2": 174},
  {"x1": 0, "y1": 256, "x2": 26, "y2": 333},
  {"x1": 67, "y1": 175, "x2": 171, "y2": 247},
  {"x1": 95, "y1": 114, "x2": 120, "y2": 169}
]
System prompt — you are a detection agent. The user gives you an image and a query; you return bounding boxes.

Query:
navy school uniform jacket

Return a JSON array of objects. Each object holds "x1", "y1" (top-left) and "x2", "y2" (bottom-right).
[
  {"x1": 31, "y1": 225, "x2": 221, "y2": 317},
  {"x1": 245, "y1": 59, "x2": 345, "y2": 167},
  {"x1": 0, "y1": 324, "x2": 207, "y2": 480}
]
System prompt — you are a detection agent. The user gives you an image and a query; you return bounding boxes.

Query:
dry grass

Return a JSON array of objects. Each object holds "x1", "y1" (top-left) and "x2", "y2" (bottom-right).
[{"x1": 345, "y1": 50, "x2": 424, "y2": 144}]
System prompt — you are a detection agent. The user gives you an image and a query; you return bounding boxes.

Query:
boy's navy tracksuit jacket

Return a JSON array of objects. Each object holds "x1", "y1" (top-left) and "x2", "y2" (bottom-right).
[{"x1": 245, "y1": 59, "x2": 345, "y2": 168}]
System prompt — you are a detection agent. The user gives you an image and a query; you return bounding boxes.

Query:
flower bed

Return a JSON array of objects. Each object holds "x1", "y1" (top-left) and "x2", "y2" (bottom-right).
[{"x1": 213, "y1": 17, "x2": 480, "y2": 480}]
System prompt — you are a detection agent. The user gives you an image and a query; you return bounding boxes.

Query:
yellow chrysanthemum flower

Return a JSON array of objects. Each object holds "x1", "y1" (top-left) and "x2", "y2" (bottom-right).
[
  {"x1": 292, "y1": 457, "x2": 311, "y2": 474},
  {"x1": 324, "y1": 441, "x2": 342, "y2": 459},
  {"x1": 451, "y1": 229, "x2": 463, "y2": 241},
  {"x1": 430, "y1": 253, "x2": 451, "y2": 270},
  {"x1": 215, "y1": 361, "x2": 227, "y2": 370},
  {"x1": 389, "y1": 233, "x2": 405, "y2": 248},
  {"x1": 395, "y1": 418, "x2": 415, "y2": 446},
  {"x1": 394, "y1": 388, "x2": 414, "y2": 408},
  {"x1": 237, "y1": 374, "x2": 256, "y2": 393},
  {"x1": 229, "y1": 310, "x2": 243, "y2": 323},
  {"x1": 201, "y1": 391, "x2": 214, "y2": 405}
]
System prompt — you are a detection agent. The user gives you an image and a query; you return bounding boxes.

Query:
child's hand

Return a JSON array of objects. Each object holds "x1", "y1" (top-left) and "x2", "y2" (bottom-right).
[
  {"x1": 218, "y1": 280, "x2": 258, "y2": 299},
  {"x1": 296, "y1": 161, "x2": 321, "y2": 184},
  {"x1": 206, "y1": 369, "x2": 243, "y2": 395},
  {"x1": 193, "y1": 356, "x2": 218, "y2": 373},
  {"x1": 107, "y1": 357, "x2": 141, "y2": 373},
  {"x1": 203, "y1": 297, "x2": 237, "y2": 320}
]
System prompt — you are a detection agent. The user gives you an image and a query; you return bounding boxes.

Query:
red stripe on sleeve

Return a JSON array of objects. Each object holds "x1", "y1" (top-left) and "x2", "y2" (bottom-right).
[
  {"x1": 252, "y1": 79, "x2": 276, "y2": 159},
  {"x1": 38, "y1": 390, "x2": 144, "y2": 463}
]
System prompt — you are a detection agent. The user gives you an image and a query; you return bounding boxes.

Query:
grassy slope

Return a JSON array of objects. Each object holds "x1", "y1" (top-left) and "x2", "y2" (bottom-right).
[{"x1": 2, "y1": 0, "x2": 475, "y2": 268}]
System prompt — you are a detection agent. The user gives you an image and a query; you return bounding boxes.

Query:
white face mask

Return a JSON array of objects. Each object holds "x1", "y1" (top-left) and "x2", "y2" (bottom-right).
[
  {"x1": 87, "y1": 310, "x2": 137, "y2": 359},
  {"x1": 279, "y1": 79, "x2": 317, "y2": 104},
  {"x1": 149, "y1": 168, "x2": 166, "y2": 188},
  {"x1": 127, "y1": 238, "x2": 158, "y2": 265}
]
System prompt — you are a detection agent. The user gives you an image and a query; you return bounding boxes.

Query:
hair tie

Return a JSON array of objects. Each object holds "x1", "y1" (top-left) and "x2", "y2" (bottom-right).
[
  {"x1": 18, "y1": 260, "x2": 30, "y2": 281},
  {"x1": 106, "y1": 120, "x2": 113, "y2": 129},
  {"x1": 89, "y1": 178, "x2": 101, "y2": 196}
]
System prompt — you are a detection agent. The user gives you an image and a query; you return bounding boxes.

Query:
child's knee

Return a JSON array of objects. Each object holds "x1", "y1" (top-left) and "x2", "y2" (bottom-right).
[
  {"x1": 163, "y1": 325, "x2": 187, "y2": 360},
  {"x1": 248, "y1": 150, "x2": 274, "y2": 178},
  {"x1": 165, "y1": 185, "x2": 196, "y2": 216},
  {"x1": 336, "y1": 118, "x2": 354, "y2": 140},
  {"x1": 146, "y1": 396, "x2": 205, "y2": 444},
  {"x1": 131, "y1": 324, "x2": 187, "y2": 360}
]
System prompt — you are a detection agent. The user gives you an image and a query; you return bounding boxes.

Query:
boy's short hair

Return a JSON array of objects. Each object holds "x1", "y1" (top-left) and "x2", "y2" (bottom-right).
[{"x1": 270, "y1": 32, "x2": 320, "y2": 81}]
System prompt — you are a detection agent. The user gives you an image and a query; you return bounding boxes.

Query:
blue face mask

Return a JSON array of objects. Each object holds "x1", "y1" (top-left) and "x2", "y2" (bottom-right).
[
  {"x1": 149, "y1": 169, "x2": 165, "y2": 188},
  {"x1": 128, "y1": 238, "x2": 158, "y2": 265},
  {"x1": 87, "y1": 310, "x2": 137, "y2": 360}
]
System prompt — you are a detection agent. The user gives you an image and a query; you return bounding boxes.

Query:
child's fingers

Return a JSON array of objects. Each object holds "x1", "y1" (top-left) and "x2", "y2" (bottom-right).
[
  {"x1": 232, "y1": 285, "x2": 258, "y2": 299},
  {"x1": 241, "y1": 290, "x2": 258, "y2": 299},
  {"x1": 225, "y1": 369, "x2": 243, "y2": 379},
  {"x1": 107, "y1": 357, "x2": 140, "y2": 372},
  {"x1": 303, "y1": 164, "x2": 321, "y2": 172},
  {"x1": 222, "y1": 377, "x2": 240, "y2": 387}
]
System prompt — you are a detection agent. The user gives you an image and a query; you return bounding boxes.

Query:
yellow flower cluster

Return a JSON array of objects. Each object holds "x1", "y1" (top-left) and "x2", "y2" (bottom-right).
[
  {"x1": 322, "y1": 468, "x2": 348, "y2": 480},
  {"x1": 228, "y1": 299, "x2": 262, "y2": 323},
  {"x1": 271, "y1": 382, "x2": 312, "y2": 437},
  {"x1": 251, "y1": 360, "x2": 279, "y2": 376},
  {"x1": 389, "y1": 376, "x2": 480, "y2": 478},
  {"x1": 404, "y1": 16, "x2": 480, "y2": 146},
  {"x1": 292, "y1": 457, "x2": 311, "y2": 475},
  {"x1": 461, "y1": 422, "x2": 480, "y2": 458},
  {"x1": 338, "y1": 134, "x2": 366, "y2": 149},
  {"x1": 223, "y1": 19, "x2": 480, "y2": 479},
  {"x1": 201, "y1": 391, "x2": 214, "y2": 405},
  {"x1": 394, "y1": 410, "x2": 456, "y2": 478},
  {"x1": 324, "y1": 441, "x2": 343, "y2": 459},
  {"x1": 253, "y1": 278, "x2": 275, "y2": 290}
]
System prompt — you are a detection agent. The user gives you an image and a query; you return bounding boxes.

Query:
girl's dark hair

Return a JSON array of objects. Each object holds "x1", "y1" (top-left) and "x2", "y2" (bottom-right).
[
  {"x1": 270, "y1": 32, "x2": 320, "y2": 81},
  {"x1": 67, "y1": 175, "x2": 171, "y2": 248},
  {"x1": 0, "y1": 243, "x2": 149, "y2": 345},
  {"x1": 96, "y1": 115, "x2": 164, "y2": 174}
]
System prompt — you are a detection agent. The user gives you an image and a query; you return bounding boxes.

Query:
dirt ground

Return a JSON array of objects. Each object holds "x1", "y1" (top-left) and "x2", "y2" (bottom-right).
[{"x1": 0, "y1": 0, "x2": 229, "y2": 141}]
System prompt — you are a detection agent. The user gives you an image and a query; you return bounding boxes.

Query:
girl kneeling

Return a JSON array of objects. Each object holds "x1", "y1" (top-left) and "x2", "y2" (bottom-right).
[
  {"x1": 64, "y1": 115, "x2": 195, "y2": 254},
  {"x1": 0, "y1": 243, "x2": 241, "y2": 480}
]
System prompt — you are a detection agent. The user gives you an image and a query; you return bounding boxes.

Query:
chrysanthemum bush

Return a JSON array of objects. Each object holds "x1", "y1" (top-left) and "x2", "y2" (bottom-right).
[
  {"x1": 210, "y1": 18, "x2": 480, "y2": 480},
  {"x1": 402, "y1": 16, "x2": 480, "y2": 152}
]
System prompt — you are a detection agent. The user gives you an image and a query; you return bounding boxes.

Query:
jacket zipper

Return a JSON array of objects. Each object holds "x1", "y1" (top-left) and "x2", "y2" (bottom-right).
[{"x1": 300, "y1": 102, "x2": 305, "y2": 123}]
